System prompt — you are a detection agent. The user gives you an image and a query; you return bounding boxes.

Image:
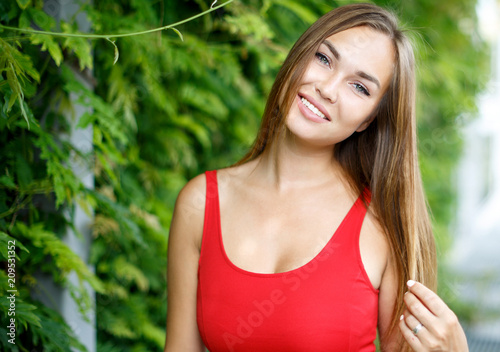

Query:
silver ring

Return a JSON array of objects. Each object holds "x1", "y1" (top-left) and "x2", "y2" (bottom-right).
[{"x1": 412, "y1": 323, "x2": 424, "y2": 335}]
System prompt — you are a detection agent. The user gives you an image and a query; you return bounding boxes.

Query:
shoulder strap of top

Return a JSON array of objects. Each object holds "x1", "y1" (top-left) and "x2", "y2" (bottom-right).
[
  {"x1": 204, "y1": 169, "x2": 219, "y2": 222},
  {"x1": 205, "y1": 170, "x2": 218, "y2": 201},
  {"x1": 361, "y1": 187, "x2": 371, "y2": 208},
  {"x1": 347, "y1": 187, "x2": 371, "y2": 219},
  {"x1": 201, "y1": 170, "x2": 220, "y2": 254},
  {"x1": 355, "y1": 186, "x2": 371, "y2": 222}
]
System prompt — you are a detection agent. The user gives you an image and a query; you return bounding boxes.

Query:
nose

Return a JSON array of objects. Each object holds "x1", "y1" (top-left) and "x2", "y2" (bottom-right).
[{"x1": 315, "y1": 73, "x2": 340, "y2": 104}]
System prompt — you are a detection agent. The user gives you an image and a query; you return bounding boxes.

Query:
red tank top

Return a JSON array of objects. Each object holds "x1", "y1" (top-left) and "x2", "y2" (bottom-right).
[{"x1": 197, "y1": 170, "x2": 378, "y2": 352}]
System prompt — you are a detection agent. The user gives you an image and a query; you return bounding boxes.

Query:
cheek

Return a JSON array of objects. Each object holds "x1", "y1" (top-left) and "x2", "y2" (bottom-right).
[
  {"x1": 300, "y1": 61, "x2": 327, "y2": 87},
  {"x1": 345, "y1": 97, "x2": 379, "y2": 121}
]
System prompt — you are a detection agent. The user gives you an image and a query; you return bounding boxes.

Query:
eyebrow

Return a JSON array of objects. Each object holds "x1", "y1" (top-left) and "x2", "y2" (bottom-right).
[
  {"x1": 323, "y1": 40, "x2": 381, "y2": 90},
  {"x1": 324, "y1": 40, "x2": 340, "y2": 60}
]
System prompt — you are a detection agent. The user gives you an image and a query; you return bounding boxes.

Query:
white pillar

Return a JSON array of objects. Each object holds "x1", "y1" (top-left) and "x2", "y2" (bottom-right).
[{"x1": 32, "y1": 1, "x2": 96, "y2": 351}]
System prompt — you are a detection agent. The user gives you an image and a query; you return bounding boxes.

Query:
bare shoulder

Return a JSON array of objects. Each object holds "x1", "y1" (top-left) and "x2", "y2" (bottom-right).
[
  {"x1": 176, "y1": 173, "x2": 206, "y2": 207},
  {"x1": 174, "y1": 164, "x2": 250, "y2": 223},
  {"x1": 171, "y1": 173, "x2": 207, "y2": 250},
  {"x1": 172, "y1": 165, "x2": 252, "y2": 250},
  {"x1": 216, "y1": 162, "x2": 257, "y2": 183},
  {"x1": 214, "y1": 161, "x2": 259, "y2": 196}
]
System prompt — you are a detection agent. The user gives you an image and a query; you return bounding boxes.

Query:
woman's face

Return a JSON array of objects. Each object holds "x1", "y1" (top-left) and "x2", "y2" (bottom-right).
[{"x1": 285, "y1": 26, "x2": 395, "y2": 148}]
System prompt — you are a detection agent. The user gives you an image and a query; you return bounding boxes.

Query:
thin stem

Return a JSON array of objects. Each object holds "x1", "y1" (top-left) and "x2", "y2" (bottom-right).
[
  {"x1": 0, "y1": 194, "x2": 32, "y2": 220},
  {"x1": 0, "y1": 0, "x2": 234, "y2": 39}
]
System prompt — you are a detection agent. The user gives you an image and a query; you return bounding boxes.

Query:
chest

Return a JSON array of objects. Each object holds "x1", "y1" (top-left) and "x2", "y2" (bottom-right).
[{"x1": 219, "y1": 185, "x2": 355, "y2": 274}]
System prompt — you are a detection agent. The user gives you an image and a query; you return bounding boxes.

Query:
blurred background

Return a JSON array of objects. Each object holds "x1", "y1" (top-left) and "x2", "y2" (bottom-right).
[
  {"x1": 446, "y1": 0, "x2": 500, "y2": 349},
  {"x1": 0, "y1": 0, "x2": 498, "y2": 351}
]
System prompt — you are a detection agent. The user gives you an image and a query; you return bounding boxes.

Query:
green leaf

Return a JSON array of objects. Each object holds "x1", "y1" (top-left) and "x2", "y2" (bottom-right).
[
  {"x1": 0, "y1": 297, "x2": 41, "y2": 329},
  {"x1": 26, "y1": 8, "x2": 56, "y2": 31},
  {"x1": 64, "y1": 36, "x2": 93, "y2": 70},
  {"x1": 15, "y1": 153, "x2": 33, "y2": 189},
  {"x1": 16, "y1": 0, "x2": 31, "y2": 10},
  {"x1": 26, "y1": 304, "x2": 86, "y2": 350},
  {"x1": 34, "y1": 132, "x2": 81, "y2": 207},
  {"x1": 141, "y1": 321, "x2": 166, "y2": 348},
  {"x1": 0, "y1": 231, "x2": 29, "y2": 261},
  {"x1": 113, "y1": 256, "x2": 149, "y2": 291},
  {"x1": 0, "y1": 37, "x2": 40, "y2": 127},
  {"x1": 18, "y1": 10, "x2": 30, "y2": 28},
  {"x1": 170, "y1": 27, "x2": 184, "y2": 41},
  {"x1": 273, "y1": 0, "x2": 319, "y2": 24},
  {"x1": 0, "y1": 175, "x2": 16, "y2": 189},
  {"x1": 181, "y1": 83, "x2": 230, "y2": 119},
  {"x1": 30, "y1": 34, "x2": 63, "y2": 66},
  {"x1": 107, "y1": 65, "x2": 138, "y2": 131},
  {"x1": 75, "y1": 111, "x2": 96, "y2": 129},
  {"x1": 225, "y1": 13, "x2": 274, "y2": 41},
  {"x1": 61, "y1": 23, "x2": 93, "y2": 71},
  {"x1": 0, "y1": 2, "x2": 19, "y2": 22},
  {"x1": 15, "y1": 222, "x2": 105, "y2": 293},
  {"x1": 171, "y1": 114, "x2": 211, "y2": 149},
  {"x1": 105, "y1": 38, "x2": 120, "y2": 65}
]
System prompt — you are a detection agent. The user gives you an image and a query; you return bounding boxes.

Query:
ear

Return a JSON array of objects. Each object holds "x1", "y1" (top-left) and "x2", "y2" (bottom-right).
[{"x1": 356, "y1": 114, "x2": 376, "y2": 132}]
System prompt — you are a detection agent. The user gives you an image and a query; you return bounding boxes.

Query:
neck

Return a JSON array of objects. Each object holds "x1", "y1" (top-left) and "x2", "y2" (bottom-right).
[{"x1": 252, "y1": 130, "x2": 344, "y2": 191}]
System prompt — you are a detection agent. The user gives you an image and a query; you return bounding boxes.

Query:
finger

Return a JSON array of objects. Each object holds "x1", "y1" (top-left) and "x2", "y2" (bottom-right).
[
  {"x1": 399, "y1": 314, "x2": 423, "y2": 351},
  {"x1": 404, "y1": 290, "x2": 437, "y2": 331},
  {"x1": 403, "y1": 309, "x2": 450, "y2": 352},
  {"x1": 407, "y1": 280, "x2": 447, "y2": 317},
  {"x1": 403, "y1": 311, "x2": 429, "y2": 341}
]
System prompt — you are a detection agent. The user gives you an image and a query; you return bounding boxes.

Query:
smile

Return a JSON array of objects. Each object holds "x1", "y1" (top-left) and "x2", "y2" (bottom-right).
[{"x1": 300, "y1": 96, "x2": 329, "y2": 120}]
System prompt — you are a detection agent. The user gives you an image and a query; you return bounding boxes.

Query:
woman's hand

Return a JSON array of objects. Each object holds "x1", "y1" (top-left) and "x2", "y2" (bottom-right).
[{"x1": 399, "y1": 280, "x2": 468, "y2": 352}]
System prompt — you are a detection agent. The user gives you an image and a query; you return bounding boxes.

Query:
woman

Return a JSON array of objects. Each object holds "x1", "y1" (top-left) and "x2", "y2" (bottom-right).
[{"x1": 164, "y1": 3, "x2": 468, "y2": 351}]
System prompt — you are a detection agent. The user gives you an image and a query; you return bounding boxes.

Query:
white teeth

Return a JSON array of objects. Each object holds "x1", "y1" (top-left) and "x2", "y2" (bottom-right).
[{"x1": 301, "y1": 97, "x2": 326, "y2": 119}]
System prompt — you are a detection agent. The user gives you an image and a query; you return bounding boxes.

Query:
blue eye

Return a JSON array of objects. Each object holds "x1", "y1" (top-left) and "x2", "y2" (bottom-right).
[
  {"x1": 315, "y1": 52, "x2": 330, "y2": 66},
  {"x1": 354, "y1": 83, "x2": 370, "y2": 96}
]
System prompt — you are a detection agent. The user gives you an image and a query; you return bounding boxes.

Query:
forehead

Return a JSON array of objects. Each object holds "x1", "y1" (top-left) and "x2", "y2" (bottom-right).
[{"x1": 322, "y1": 26, "x2": 395, "y2": 91}]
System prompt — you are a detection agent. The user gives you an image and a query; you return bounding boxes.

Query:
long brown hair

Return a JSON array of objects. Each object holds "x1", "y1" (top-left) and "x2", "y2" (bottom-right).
[{"x1": 237, "y1": 3, "x2": 437, "y2": 349}]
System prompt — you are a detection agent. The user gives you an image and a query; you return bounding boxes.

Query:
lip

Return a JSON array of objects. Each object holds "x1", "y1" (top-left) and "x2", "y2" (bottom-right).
[{"x1": 297, "y1": 93, "x2": 331, "y2": 122}]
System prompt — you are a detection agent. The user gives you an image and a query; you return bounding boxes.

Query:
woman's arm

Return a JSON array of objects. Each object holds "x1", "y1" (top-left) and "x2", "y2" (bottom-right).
[
  {"x1": 164, "y1": 175, "x2": 206, "y2": 352},
  {"x1": 378, "y1": 255, "x2": 404, "y2": 351}
]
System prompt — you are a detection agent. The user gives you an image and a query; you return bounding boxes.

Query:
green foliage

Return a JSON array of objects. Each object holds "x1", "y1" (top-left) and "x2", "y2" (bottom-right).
[
  {"x1": 0, "y1": 0, "x2": 488, "y2": 351},
  {"x1": 0, "y1": 37, "x2": 40, "y2": 127},
  {"x1": 0, "y1": 231, "x2": 29, "y2": 260},
  {"x1": 30, "y1": 34, "x2": 63, "y2": 66}
]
